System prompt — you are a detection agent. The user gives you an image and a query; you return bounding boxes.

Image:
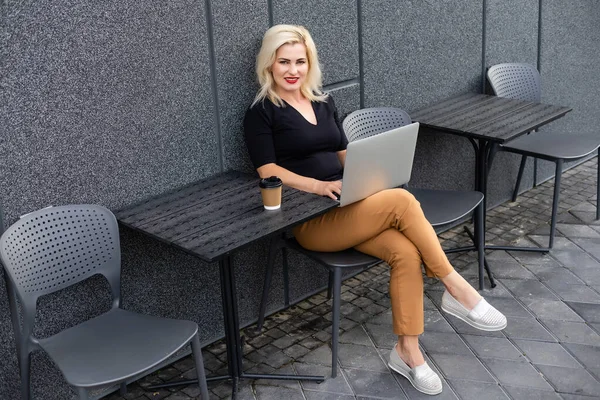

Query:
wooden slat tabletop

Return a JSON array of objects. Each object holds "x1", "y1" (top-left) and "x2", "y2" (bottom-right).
[
  {"x1": 115, "y1": 171, "x2": 338, "y2": 262},
  {"x1": 412, "y1": 93, "x2": 571, "y2": 143}
]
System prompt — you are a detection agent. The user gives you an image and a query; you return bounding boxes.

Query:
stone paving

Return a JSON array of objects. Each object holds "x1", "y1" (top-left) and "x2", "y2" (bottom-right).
[{"x1": 104, "y1": 158, "x2": 600, "y2": 400}]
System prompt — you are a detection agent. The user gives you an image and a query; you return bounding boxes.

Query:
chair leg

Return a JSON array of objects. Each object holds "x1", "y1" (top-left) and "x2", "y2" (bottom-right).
[
  {"x1": 282, "y1": 247, "x2": 290, "y2": 307},
  {"x1": 119, "y1": 382, "x2": 127, "y2": 396},
  {"x1": 596, "y1": 155, "x2": 600, "y2": 220},
  {"x1": 512, "y1": 155, "x2": 528, "y2": 202},
  {"x1": 191, "y1": 334, "x2": 210, "y2": 400},
  {"x1": 475, "y1": 203, "x2": 485, "y2": 290},
  {"x1": 549, "y1": 160, "x2": 563, "y2": 249},
  {"x1": 19, "y1": 351, "x2": 31, "y2": 400},
  {"x1": 327, "y1": 271, "x2": 334, "y2": 300},
  {"x1": 77, "y1": 387, "x2": 89, "y2": 400},
  {"x1": 330, "y1": 268, "x2": 342, "y2": 378},
  {"x1": 487, "y1": 143, "x2": 500, "y2": 174},
  {"x1": 257, "y1": 237, "x2": 279, "y2": 331},
  {"x1": 4, "y1": 274, "x2": 22, "y2": 354},
  {"x1": 534, "y1": 158, "x2": 539, "y2": 187}
]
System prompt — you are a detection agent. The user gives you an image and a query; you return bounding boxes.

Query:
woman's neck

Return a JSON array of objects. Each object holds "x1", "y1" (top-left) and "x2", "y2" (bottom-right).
[{"x1": 277, "y1": 89, "x2": 305, "y2": 105}]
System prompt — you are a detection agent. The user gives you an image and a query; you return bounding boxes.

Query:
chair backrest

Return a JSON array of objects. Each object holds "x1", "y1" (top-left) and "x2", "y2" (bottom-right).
[
  {"x1": 0, "y1": 205, "x2": 122, "y2": 323},
  {"x1": 487, "y1": 63, "x2": 541, "y2": 102},
  {"x1": 342, "y1": 107, "x2": 412, "y2": 143}
]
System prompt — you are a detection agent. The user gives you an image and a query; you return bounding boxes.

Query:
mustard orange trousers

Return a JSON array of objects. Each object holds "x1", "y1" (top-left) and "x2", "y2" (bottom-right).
[{"x1": 293, "y1": 188, "x2": 454, "y2": 335}]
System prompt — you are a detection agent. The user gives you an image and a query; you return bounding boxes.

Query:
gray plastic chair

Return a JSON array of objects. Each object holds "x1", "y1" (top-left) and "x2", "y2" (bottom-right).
[
  {"x1": 487, "y1": 63, "x2": 600, "y2": 248},
  {"x1": 257, "y1": 107, "x2": 488, "y2": 378},
  {"x1": 0, "y1": 205, "x2": 209, "y2": 400}
]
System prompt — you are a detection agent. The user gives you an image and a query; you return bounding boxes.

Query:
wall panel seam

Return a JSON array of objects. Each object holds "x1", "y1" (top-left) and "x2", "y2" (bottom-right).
[
  {"x1": 267, "y1": 0, "x2": 273, "y2": 26},
  {"x1": 205, "y1": 0, "x2": 224, "y2": 172},
  {"x1": 324, "y1": 78, "x2": 360, "y2": 92},
  {"x1": 535, "y1": 0, "x2": 543, "y2": 184},
  {"x1": 357, "y1": 0, "x2": 364, "y2": 108},
  {"x1": 537, "y1": 0, "x2": 542, "y2": 72},
  {"x1": 481, "y1": 0, "x2": 487, "y2": 93}
]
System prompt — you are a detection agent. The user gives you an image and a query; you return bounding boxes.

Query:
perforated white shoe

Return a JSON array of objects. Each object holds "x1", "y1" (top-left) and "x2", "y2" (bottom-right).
[
  {"x1": 388, "y1": 346, "x2": 442, "y2": 395},
  {"x1": 441, "y1": 290, "x2": 507, "y2": 331}
]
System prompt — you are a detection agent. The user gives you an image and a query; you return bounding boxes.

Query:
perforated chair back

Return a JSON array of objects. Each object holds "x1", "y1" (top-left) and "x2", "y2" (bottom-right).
[
  {"x1": 487, "y1": 63, "x2": 541, "y2": 102},
  {"x1": 0, "y1": 205, "x2": 121, "y2": 316},
  {"x1": 343, "y1": 107, "x2": 412, "y2": 143}
]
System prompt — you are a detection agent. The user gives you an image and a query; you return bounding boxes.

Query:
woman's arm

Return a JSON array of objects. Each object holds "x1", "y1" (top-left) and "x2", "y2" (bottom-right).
[
  {"x1": 337, "y1": 150, "x2": 346, "y2": 168},
  {"x1": 257, "y1": 163, "x2": 342, "y2": 200}
]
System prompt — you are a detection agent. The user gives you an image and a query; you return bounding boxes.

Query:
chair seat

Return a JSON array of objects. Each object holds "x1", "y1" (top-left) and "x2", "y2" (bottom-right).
[
  {"x1": 285, "y1": 237, "x2": 381, "y2": 269},
  {"x1": 407, "y1": 188, "x2": 484, "y2": 226},
  {"x1": 282, "y1": 188, "x2": 484, "y2": 267},
  {"x1": 502, "y1": 130, "x2": 600, "y2": 160},
  {"x1": 38, "y1": 308, "x2": 198, "y2": 387}
]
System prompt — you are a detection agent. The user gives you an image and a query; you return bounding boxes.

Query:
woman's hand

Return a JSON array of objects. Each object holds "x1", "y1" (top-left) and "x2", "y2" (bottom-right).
[
  {"x1": 256, "y1": 163, "x2": 342, "y2": 200},
  {"x1": 312, "y1": 179, "x2": 342, "y2": 200}
]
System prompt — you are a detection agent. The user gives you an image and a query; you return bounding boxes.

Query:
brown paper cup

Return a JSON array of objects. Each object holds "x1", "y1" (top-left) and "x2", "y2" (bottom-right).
[
  {"x1": 259, "y1": 176, "x2": 283, "y2": 210},
  {"x1": 260, "y1": 186, "x2": 282, "y2": 210}
]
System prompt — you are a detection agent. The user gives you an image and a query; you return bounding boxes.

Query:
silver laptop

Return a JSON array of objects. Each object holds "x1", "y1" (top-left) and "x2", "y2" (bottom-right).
[{"x1": 338, "y1": 122, "x2": 419, "y2": 207}]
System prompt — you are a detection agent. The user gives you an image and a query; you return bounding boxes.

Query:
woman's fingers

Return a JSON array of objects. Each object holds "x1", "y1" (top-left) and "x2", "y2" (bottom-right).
[
  {"x1": 314, "y1": 180, "x2": 342, "y2": 199},
  {"x1": 326, "y1": 186, "x2": 338, "y2": 199},
  {"x1": 329, "y1": 182, "x2": 341, "y2": 200}
]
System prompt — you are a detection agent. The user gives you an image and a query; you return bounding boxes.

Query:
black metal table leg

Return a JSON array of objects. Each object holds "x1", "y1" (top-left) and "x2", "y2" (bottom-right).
[
  {"x1": 462, "y1": 224, "x2": 496, "y2": 289},
  {"x1": 149, "y1": 253, "x2": 324, "y2": 395},
  {"x1": 221, "y1": 256, "x2": 241, "y2": 394},
  {"x1": 227, "y1": 253, "x2": 325, "y2": 383},
  {"x1": 475, "y1": 138, "x2": 551, "y2": 256},
  {"x1": 476, "y1": 139, "x2": 489, "y2": 235}
]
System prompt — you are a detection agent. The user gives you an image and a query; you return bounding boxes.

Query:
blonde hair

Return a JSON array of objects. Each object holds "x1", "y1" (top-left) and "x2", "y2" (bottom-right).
[{"x1": 252, "y1": 24, "x2": 327, "y2": 107}]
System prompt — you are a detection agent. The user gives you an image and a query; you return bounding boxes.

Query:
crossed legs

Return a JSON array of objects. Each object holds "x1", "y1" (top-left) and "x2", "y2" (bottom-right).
[{"x1": 294, "y1": 188, "x2": 482, "y2": 367}]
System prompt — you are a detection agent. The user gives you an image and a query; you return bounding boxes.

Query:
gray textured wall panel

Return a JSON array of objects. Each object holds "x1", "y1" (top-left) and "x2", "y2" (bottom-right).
[
  {"x1": 484, "y1": 0, "x2": 539, "y2": 205},
  {"x1": 212, "y1": 0, "x2": 270, "y2": 172},
  {"x1": 326, "y1": 83, "x2": 361, "y2": 120},
  {"x1": 0, "y1": 1, "x2": 218, "y2": 225},
  {"x1": 0, "y1": 1, "x2": 218, "y2": 398},
  {"x1": 361, "y1": 1, "x2": 484, "y2": 202},
  {"x1": 272, "y1": 0, "x2": 359, "y2": 86},
  {"x1": 537, "y1": 0, "x2": 600, "y2": 182},
  {"x1": 409, "y1": 127, "x2": 475, "y2": 192},
  {"x1": 362, "y1": 0, "x2": 483, "y2": 112},
  {"x1": 485, "y1": 0, "x2": 538, "y2": 67}
]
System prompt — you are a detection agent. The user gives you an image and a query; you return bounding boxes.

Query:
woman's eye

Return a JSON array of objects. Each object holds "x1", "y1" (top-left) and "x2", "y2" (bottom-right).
[
  {"x1": 297, "y1": 60, "x2": 306, "y2": 65},
  {"x1": 279, "y1": 60, "x2": 289, "y2": 65}
]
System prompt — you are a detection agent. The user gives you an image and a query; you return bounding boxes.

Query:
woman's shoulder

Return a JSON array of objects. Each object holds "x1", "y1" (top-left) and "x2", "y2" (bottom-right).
[
  {"x1": 315, "y1": 93, "x2": 337, "y2": 113},
  {"x1": 247, "y1": 97, "x2": 275, "y2": 113},
  {"x1": 246, "y1": 98, "x2": 276, "y2": 122},
  {"x1": 319, "y1": 93, "x2": 335, "y2": 107},
  {"x1": 250, "y1": 96, "x2": 294, "y2": 116}
]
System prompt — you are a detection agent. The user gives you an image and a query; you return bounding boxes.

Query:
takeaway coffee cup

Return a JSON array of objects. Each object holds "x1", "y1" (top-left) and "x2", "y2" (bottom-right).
[{"x1": 259, "y1": 176, "x2": 283, "y2": 210}]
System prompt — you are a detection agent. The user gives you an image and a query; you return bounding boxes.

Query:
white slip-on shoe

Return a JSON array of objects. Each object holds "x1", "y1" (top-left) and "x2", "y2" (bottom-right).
[
  {"x1": 388, "y1": 346, "x2": 442, "y2": 395},
  {"x1": 441, "y1": 290, "x2": 507, "y2": 331}
]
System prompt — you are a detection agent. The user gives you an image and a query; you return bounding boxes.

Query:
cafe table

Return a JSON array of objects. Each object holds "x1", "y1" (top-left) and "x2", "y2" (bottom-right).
[
  {"x1": 411, "y1": 92, "x2": 572, "y2": 262},
  {"x1": 115, "y1": 171, "x2": 338, "y2": 395}
]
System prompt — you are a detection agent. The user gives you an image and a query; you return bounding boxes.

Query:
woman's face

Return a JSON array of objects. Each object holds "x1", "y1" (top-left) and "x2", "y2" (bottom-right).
[{"x1": 271, "y1": 42, "x2": 309, "y2": 95}]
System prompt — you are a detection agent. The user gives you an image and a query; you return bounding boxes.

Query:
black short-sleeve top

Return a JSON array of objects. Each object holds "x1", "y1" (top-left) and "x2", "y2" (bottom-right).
[{"x1": 243, "y1": 95, "x2": 348, "y2": 182}]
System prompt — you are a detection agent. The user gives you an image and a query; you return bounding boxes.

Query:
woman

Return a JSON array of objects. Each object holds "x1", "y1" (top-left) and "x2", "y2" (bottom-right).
[{"x1": 244, "y1": 24, "x2": 506, "y2": 396}]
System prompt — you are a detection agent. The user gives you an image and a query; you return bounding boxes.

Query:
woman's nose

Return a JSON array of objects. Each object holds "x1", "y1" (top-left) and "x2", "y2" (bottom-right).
[{"x1": 289, "y1": 64, "x2": 297, "y2": 74}]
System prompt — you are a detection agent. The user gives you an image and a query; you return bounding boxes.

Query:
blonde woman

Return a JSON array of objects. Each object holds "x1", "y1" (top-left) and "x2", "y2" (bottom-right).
[{"x1": 244, "y1": 24, "x2": 506, "y2": 396}]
